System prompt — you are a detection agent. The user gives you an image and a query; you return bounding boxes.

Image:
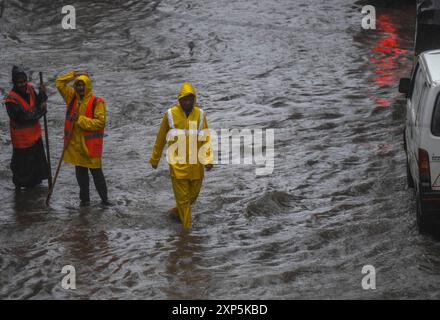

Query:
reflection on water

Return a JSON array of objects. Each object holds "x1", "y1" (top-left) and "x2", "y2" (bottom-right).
[
  {"x1": 13, "y1": 187, "x2": 48, "y2": 226},
  {"x1": 369, "y1": 14, "x2": 409, "y2": 107},
  {"x1": 163, "y1": 231, "x2": 212, "y2": 299}
]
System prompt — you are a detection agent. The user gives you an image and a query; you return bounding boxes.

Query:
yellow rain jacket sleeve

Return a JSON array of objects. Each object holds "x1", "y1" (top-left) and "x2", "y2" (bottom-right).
[
  {"x1": 149, "y1": 82, "x2": 213, "y2": 180},
  {"x1": 55, "y1": 72, "x2": 106, "y2": 169},
  {"x1": 149, "y1": 113, "x2": 170, "y2": 168}
]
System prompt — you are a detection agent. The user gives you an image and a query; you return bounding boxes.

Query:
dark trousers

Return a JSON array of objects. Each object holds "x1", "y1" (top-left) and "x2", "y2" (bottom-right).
[
  {"x1": 75, "y1": 166, "x2": 108, "y2": 202},
  {"x1": 11, "y1": 138, "x2": 49, "y2": 188}
]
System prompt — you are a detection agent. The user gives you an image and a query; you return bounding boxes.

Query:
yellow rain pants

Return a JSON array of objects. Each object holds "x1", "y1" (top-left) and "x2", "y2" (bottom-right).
[{"x1": 171, "y1": 177, "x2": 203, "y2": 228}]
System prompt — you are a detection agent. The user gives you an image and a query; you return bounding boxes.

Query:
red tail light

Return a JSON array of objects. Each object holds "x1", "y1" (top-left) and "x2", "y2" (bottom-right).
[{"x1": 419, "y1": 148, "x2": 431, "y2": 183}]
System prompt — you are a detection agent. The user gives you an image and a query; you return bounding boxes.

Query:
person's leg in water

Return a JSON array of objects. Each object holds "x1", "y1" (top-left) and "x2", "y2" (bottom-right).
[
  {"x1": 171, "y1": 178, "x2": 204, "y2": 228},
  {"x1": 171, "y1": 178, "x2": 191, "y2": 228},
  {"x1": 168, "y1": 206, "x2": 180, "y2": 220},
  {"x1": 90, "y1": 168, "x2": 109, "y2": 205},
  {"x1": 189, "y1": 179, "x2": 203, "y2": 205},
  {"x1": 75, "y1": 166, "x2": 90, "y2": 206}
]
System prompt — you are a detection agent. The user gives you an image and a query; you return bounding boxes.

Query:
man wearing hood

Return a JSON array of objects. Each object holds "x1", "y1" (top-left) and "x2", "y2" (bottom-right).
[
  {"x1": 55, "y1": 71, "x2": 109, "y2": 206},
  {"x1": 3, "y1": 65, "x2": 49, "y2": 190},
  {"x1": 150, "y1": 82, "x2": 213, "y2": 228}
]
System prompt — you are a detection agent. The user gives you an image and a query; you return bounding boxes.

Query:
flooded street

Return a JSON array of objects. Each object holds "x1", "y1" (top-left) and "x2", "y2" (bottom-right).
[{"x1": 2, "y1": 0, "x2": 440, "y2": 299}]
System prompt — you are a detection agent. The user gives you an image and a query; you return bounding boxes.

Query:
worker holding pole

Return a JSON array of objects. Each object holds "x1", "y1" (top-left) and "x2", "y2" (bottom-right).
[
  {"x1": 51, "y1": 71, "x2": 110, "y2": 206},
  {"x1": 3, "y1": 66, "x2": 49, "y2": 191}
]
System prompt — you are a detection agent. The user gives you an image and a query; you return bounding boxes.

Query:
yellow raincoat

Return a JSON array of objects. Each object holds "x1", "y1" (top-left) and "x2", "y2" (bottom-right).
[
  {"x1": 149, "y1": 82, "x2": 213, "y2": 228},
  {"x1": 55, "y1": 72, "x2": 106, "y2": 169}
]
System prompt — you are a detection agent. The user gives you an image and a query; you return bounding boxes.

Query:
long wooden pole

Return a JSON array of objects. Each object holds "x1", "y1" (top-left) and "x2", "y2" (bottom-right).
[
  {"x1": 39, "y1": 72, "x2": 53, "y2": 189},
  {"x1": 46, "y1": 114, "x2": 75, "y2": 207}
]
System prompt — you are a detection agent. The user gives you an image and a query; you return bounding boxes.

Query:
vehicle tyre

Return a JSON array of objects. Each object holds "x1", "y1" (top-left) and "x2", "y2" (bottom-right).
[{"x1": 416, "y1": 191, "x2": 430, "y2": 234}]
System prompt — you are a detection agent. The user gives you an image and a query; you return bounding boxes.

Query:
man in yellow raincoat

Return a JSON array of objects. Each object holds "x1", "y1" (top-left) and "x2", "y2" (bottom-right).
[
  {"x1": 56, "y1": 71, "x2": 110, "y2": 206},
  {"x1": 150, "y1": 82, "x2": 213, "y2": 228}
]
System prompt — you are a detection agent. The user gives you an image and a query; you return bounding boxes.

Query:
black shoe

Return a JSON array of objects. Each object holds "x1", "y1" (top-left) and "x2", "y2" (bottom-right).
[
  {"x1": 80, "y1": 200, "x2": 91, "y2": 207},
  {"x1": 101, "y1": 200, "x2": 112, "y2": 206}
]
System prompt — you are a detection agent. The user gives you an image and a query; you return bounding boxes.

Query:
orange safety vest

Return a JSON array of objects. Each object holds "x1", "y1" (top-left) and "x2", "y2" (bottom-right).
[
  {"x1": 4, "y1": 84, "x2": 42, "y2": 149},
  {"x1": 65, "y1": 95, "x2": 105, "y2": 158}
]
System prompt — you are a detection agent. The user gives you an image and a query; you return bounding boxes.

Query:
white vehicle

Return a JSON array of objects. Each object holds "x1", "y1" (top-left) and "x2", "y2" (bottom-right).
[{"x1": 399, "y1": 49, "x2": 440, "y2": 234}]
